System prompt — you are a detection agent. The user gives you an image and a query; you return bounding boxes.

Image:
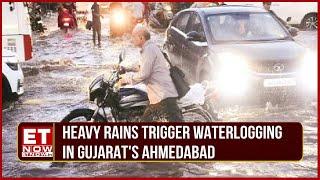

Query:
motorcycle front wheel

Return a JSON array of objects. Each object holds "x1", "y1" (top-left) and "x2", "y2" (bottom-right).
[{"x1": 61, "y1": 108, "x2": 95, "y2": 122}]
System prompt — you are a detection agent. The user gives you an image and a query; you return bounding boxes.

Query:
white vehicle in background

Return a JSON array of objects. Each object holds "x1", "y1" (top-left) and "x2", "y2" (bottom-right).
[
  {"x1": 225, "y1": 2, "x2": 318, "y2": 30},
  {"x1": 2, "y1": 2, "x2": 33, "y2": 62},
  {"x1": 2, "y1": 49, "x2": 24, "y2": 102}
]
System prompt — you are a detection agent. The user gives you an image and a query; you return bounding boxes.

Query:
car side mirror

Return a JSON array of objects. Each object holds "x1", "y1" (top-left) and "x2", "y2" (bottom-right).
[
  {"x1": 286, "y1": 17, "x2": 292, "y2": 22},
  {"x1": 288, "y1": 27, "x2": 298, "y2": 37},
  {"x1": 186, "y1": 31, "x2": 205, "y2": 42}
]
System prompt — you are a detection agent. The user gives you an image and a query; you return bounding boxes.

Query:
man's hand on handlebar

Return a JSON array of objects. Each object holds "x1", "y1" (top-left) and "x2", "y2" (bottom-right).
[{"x1": 119, "y1": 74, "x2": 129, "y2": 85}]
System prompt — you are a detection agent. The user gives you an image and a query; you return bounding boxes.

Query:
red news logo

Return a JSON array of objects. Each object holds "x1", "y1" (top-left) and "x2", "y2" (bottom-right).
[{"x1": 21, "y1": 127, "x2": 53, "y2": 158}]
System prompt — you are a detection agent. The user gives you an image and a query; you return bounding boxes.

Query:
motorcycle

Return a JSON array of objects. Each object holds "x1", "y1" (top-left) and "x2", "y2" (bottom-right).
[
  {"x1": 61, "y1": 51, "x2": 217, "y2": 123},
  {"x1": 58, "y1": 8, "x2": 76, "y2": 33},
  {"x1": 28, "y1": 4, "x2": 46, "y2": 33},
  {"x1": 149, "y1": 2, "x2": 173, "y2": 29}
]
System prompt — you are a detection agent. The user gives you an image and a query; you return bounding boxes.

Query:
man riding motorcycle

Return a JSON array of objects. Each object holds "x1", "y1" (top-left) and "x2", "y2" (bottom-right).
[
  {"x1": 63, "y1": 2, "x2": 77, "y2": 27},
  {"x1": 58, "y1": 3, "x2": 77, "y2": 32},
  {"x1": 119, "y1": 25, "x2": 183, "y2": 122}
]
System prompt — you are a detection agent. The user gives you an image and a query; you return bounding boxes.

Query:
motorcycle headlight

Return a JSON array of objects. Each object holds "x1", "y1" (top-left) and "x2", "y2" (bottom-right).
[
  {"x1": 215, "y1": 52, "x2": 250, "y2": 97},
  {"x1": 164, "y1": 5, "x2": 172, "y2": 11},
  {"x1": 112, "y1": 10, "x2": 126, "y2": 25}
]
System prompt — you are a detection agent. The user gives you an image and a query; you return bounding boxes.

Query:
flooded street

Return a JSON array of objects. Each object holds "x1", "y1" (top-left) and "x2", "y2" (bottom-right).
[{"x1": 2, "y1": 15, "x2": 318, "y2": 177}]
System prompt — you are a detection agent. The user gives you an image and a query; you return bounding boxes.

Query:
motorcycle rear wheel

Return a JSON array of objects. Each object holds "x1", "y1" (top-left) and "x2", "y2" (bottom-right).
[{"x1": 182, "y1": 107, "x2": 213, "y2": 122}]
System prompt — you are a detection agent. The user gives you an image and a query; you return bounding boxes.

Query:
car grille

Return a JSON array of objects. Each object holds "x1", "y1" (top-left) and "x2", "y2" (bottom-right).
[{"x1": 249, "y1": 60, "x2": 299, "y2": 74}]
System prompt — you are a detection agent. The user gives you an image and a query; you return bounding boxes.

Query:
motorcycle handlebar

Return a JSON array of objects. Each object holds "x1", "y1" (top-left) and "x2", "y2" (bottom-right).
[{"x1": 107, "y1": 70, "x2": 121, "y2": 87}]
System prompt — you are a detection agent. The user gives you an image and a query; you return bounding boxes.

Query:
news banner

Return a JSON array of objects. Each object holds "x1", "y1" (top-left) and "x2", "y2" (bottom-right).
[{"x1": 17, "y1": 122, "x2": 302, "y2": 162}]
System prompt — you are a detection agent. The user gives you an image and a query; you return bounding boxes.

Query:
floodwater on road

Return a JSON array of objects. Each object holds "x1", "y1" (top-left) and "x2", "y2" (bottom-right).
[{"x1": 2, "y1": 15, "x2": 318, "y2": 177}]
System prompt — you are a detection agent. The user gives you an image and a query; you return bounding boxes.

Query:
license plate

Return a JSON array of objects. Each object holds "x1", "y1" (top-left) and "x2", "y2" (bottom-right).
[
  {"x1": 263, "y1": 78, "x2": 296, "y2": 87},
  {"x1": 63, "y1": 23, "x2": 70, "y2": 26}
]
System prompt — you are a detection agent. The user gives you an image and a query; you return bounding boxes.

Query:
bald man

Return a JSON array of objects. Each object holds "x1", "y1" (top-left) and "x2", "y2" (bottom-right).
[{"x1": 120, "y1": 25, "x2": 183, "y2": 122}]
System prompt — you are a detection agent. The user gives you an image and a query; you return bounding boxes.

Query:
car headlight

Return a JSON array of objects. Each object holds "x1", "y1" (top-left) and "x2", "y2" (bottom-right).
[
  {"x1": 112, "y1": 10, "x2": 126, "y2": 25},
  {"x1": 6, "y1": 62, "x2": 19, "y2": 71},
  {"x1": 299, "y1": 50, "x2": 317, "y2": 91},
  {"x1": 215, "y1": 52, "x2": 250, "y2": 97},
  {"x1": 217, "y1": 53, "x2": 249, "y2": 74}
]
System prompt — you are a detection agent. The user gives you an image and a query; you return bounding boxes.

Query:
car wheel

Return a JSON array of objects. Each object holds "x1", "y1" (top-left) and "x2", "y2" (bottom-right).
[
  {"x1": 301, "y1": 13, "x2": 318, "y2": 31},
  {"x1": 2, "y1": 77, "x2": 12, "y2": 109},
  {"x1": 2, "y1": 77, "x2": 11, "y2": 102}
]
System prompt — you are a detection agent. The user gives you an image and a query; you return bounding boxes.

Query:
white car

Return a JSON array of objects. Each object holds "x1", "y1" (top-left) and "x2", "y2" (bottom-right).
[
  {"x1": 225, "y1": 2, "x2": 318, "y2": 30},
  {"x1": 2, "y1": 2, "x2": 33, "y2": 62},
  {"x1": 2, "y1": 49, "x2": 24, "y2": 102}
]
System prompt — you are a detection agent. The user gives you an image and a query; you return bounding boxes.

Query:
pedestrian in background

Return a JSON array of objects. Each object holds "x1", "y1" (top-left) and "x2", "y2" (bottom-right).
[{"x1": 91, "y1": 2, "x2": 103, "y2": 47}]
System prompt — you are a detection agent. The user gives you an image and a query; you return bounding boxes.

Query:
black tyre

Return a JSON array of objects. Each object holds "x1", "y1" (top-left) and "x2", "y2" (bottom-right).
[
  {"x1": 61, "y1": 108, "x2": 95, "y2": 122},
  {"x1": 2, "y1": 79, "x2": 11, "y2": 102},
  {"x1": 301, "y1": 13, "x2": 318, "y2": 30},
  {"x1": 182, "y1": 106, "x2": 213, "y2": 122},
  {"x1": 52, "y1": 108, "x2": 95, "y2": 168}
]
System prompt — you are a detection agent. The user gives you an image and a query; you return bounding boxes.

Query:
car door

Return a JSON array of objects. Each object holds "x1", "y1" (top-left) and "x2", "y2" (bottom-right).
[
  {"x1": 182, "y1": 12, "x2": 208, "y2": 81},
  {"x1": 166, "y1": 11, "x2": 192, "y2": 69}
]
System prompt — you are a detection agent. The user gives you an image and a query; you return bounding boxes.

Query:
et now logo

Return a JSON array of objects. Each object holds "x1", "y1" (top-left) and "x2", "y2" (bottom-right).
[{"x1": 21, "y1": 126, "x2": 53, "y2": 158}]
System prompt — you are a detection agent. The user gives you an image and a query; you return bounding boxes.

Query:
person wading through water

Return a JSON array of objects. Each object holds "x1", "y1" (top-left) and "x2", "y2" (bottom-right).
[{"x1": 91, "y1": 2, "x2": 103, "y2": 47}]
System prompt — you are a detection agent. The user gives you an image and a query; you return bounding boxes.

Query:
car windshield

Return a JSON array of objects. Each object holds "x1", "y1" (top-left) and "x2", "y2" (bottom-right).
[{"x1": 207, "y1": 12, "x2": 289, "y2": 42}]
